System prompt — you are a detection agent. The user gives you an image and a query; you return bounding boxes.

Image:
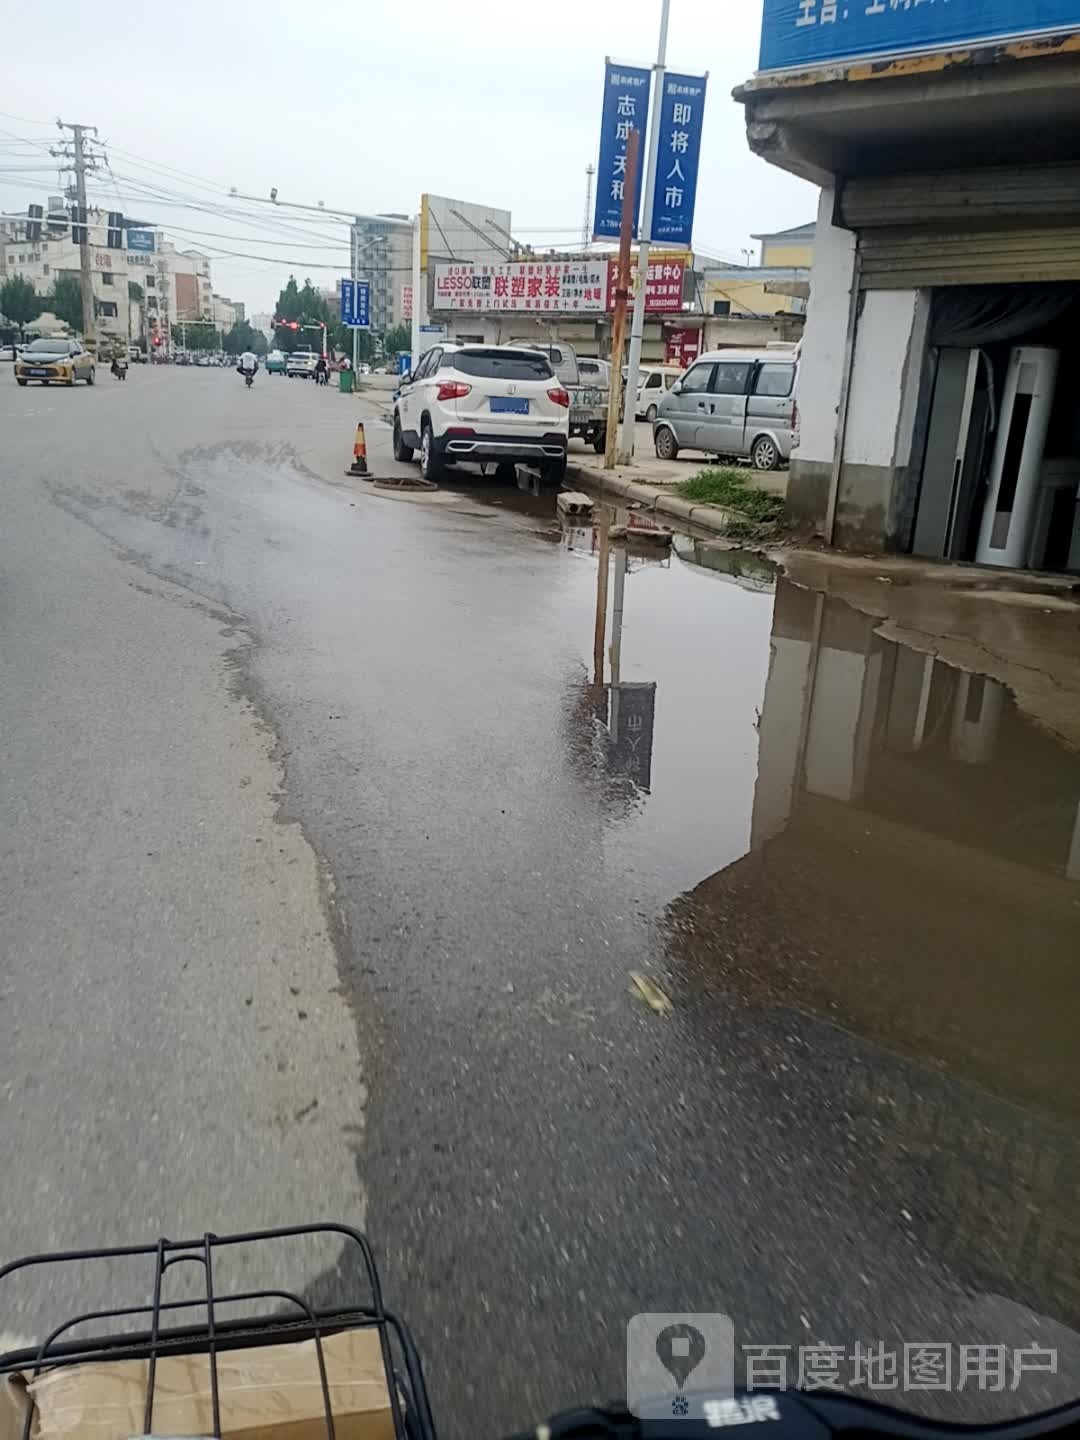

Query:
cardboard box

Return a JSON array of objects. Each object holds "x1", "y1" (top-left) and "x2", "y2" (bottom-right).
[{"x1": 4, "y1": 1328, "x2": 395, "y2": 1440}]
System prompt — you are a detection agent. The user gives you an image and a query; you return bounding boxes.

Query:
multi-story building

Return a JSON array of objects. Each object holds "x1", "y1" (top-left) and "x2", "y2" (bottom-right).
[
  {"x1": 1, "y1": 203, "x2": 134, "y2": 349},
  {"x1": 1, "y1": 199, "x2": 217, "y2": 356},
  {"x1": 351, "y1": 215, "x2": 413, "y2": 332},
  {"x1": 212, "y1": 294, "x2": 238, "y2": 332}
]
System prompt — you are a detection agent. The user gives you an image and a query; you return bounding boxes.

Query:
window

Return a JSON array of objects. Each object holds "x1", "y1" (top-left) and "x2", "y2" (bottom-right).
[
  {"x1": 97, "y1": 301, "x2": 118, "y2": 318},
  {"x1": 452, "y1": 349, "x2": 554, "y2": 381},
  {"x1": 753, "y1": 362, "x2": 795, "y2": 398},
  {"x1": 146, "y1": 275, "x2": 155, "y2": 288},
  {"x1": 679, "y1": 362, "x2": 715, "y2": 394},
  {"x1": 101, "y1": 272, "x2": 113, "y2": 285},
  {"x1": 411, "y1": 350, "x2": 436, "y2": 381},
  {"x1": 42, "y1": 264, "x2": 49, "y2": 276},
  {"x1": 712, "y1": 300, "x2": 731, "y2": 316},
  {"x1": 643, "y1": 372, "x2": 662, "y2": 389},
  {"x1": 18, "y1": 253, "x2": 25, "y2": 263},
  {"x1": 713, "y1": 362, "x2": 751, "y2": 395},
  {"x1": 41, "y1": 242, "x2": 48, "y2": 252}
]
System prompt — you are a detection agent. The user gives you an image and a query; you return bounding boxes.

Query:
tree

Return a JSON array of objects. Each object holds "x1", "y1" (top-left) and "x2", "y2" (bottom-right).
[
  {"x1": 382, "y1": 323, "x2": 411, "y2": 357},
  {"x1": 128, "y1": 281, "x2": 144, "y2": 303},
  {"x1": 176, "y1": 324, "x2": 217, "y2": 352},
  {"x1": 273, "y1": 274, "x2": 331, "y2": 353},
  {"x1": 0, "y1": 275, "x2": 43, "y2": 330},
  {"x1": 50, "y1": 274, "x2": 84, "y2": 332},
  {"x1": 223, "y1": 318, "x2": 266, "y2": 356}
]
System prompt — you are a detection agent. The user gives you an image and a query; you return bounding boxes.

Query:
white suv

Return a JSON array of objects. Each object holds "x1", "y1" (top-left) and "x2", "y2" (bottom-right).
[
  {"x1": 286, "y1": 348, "x2": 319, "y2": 378},
  {"x1": 393, "y1": 344, "x2": 570, "y2": 482}
]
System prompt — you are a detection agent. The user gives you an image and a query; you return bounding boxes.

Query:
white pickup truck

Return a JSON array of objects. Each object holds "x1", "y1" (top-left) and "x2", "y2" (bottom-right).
[
  {"x1": 510, "y1": 339, "x2": 607, "y2": 454},
  {"x1": 286, "y1": 348, "x2": 319, "y2": 378}
]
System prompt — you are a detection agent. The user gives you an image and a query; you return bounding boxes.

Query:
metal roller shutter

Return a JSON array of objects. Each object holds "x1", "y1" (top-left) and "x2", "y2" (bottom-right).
[
  {"x1": 858, "y1": 226, "x2": 1080, "y2": 289},
  {"x1": 840, "y1": 165, "x2": 1080, "y2": 230},
  {"x1": 840, "y1": 165, "x2": 1080, "y2": 289}
]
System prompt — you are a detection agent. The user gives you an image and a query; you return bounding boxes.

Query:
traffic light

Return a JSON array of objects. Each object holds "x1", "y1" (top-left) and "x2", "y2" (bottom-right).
[
  {"x1": 107, "y1": 211, "x2": 123, "y2": 249},
  {"x1": 71, "y1": 205, "x2": 88, "y2": 245},
  {"x1": 27, "y1": 204, "x2": 42, "y2": 242}
]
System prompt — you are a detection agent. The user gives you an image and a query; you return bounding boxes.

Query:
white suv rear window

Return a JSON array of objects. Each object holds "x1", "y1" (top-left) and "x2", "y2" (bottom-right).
[{"x1": 451, "y1": 350, "x2": 553, "y2": 381}]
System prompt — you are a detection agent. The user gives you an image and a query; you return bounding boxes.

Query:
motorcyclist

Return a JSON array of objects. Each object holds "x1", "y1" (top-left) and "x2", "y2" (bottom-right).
[
  {"x1": 238, "y1": 350, "x2": 259, "y2": 385},
  {"x1": 314, "y1": 354, "x2": 329, "y2": 386}
]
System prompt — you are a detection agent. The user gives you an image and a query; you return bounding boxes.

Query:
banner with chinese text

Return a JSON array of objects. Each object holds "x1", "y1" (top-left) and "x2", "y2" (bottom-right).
[
  {"x1": 652, "y1": 73, "x2": 707, "y2": 248},
  {"x1": 433, "y1": 260, "x2": 609, "y2": 313},
  {"x1": 759, "y1": 0, "x2": 1080, "y2": 72},
  {"x1": 593, "y1": 62, "x2": 651, "y2": 240}
]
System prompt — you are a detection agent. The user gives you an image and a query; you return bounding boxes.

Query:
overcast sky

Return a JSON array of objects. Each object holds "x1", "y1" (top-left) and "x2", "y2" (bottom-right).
[{"x1": 1, "y1": 0, "x2": 816, "y2": 315}]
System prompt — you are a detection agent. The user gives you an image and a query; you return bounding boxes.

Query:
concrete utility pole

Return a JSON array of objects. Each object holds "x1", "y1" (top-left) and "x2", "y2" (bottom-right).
[
  {"x1": 619, "y1": 0, "x2": 671, "y2": 464},
  {"x1": 604, "y1": 128, "x2": 641, "y2": 471},
  {"x1": 58, "y1": 121, "x2": 98, "y2": 351}
]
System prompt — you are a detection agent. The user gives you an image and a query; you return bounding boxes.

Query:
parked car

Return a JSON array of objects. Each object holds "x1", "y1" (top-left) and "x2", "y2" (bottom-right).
[
  {"x1": 510, "y1": 338, "x2": 607, "y2": 453},
  {"x1": 286, "y1": 348, "x2": 319, "y2": 378},
  {"x1": 393, "y1": 343, "x2": 569, "y2": 483},
  {"x1": 265, "y1": 349, "x2": 287, "y2": 375},
  {"x1": 652, "y1": 348, "x2": 797, "y2": 470},
  {"x1": 14, "y1": 336, "x2": 96, "y2": 387},
  {"x1": 625, "y1": 364, "x2": 683, "y2": 422}
]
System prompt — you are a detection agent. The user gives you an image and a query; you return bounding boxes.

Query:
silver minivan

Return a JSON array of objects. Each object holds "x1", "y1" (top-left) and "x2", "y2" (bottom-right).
[{"x1": 652, "y1": 348, "x2": 797, "y2": 470}]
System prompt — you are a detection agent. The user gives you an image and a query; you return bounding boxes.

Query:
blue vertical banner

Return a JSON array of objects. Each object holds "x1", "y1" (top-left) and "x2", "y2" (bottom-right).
[
  {"x1": 340, "y1": 278, "x2": 370, "y2": 328},
  {"x1": 651, "y1": 72, "x2": 708, "y2": 247},
  {"x1": 593, "y1": 62, "x2": 651, "y2": 240}
]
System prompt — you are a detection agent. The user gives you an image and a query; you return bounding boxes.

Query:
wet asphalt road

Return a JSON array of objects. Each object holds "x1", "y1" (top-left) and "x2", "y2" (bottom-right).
[{"x1": 1, "y1": 366, "x2": 1077, "y2": 1436}]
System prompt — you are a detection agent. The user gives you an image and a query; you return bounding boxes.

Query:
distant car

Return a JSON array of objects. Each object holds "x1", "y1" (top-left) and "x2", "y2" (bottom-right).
[
  {"x1": 129, "y1": 345, "x2": 146, "y2": 363},
  {"x1": 14, "y1": 336, "x2": 95, "y2": 387},
  {"x1": 359, "y1": 362, "x2": 371, "y2": 376},
  {"x1": 393, "y1": 342, "x2": 569, "y2": 483},
  {"x1": 265, "y1": 350, "x2": 287, "y2": 374},
  {"x1": 286, "y1": 348, "x2": 319, "y2": 378},
  {"x1": 196, "y1": 355, "x2": 211, "y2": 367}
]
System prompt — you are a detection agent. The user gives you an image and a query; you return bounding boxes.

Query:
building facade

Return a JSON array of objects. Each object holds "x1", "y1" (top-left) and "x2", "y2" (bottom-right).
[
  {"x1": 352, "y1": 216, "x2": 413, "y2": 332},
  {"x1": 1, "y1": 200, "x2": 216, "y2": 356},
  {"x1": 737, "y1": 12, "x2": 1080, "y2": 573},
  {"x1": 702, "y1": 223, "x2": 814, "y2": 321}
]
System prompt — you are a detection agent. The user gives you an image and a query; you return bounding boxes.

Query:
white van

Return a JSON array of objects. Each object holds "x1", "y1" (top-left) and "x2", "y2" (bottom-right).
[
  {"x1": 623, "y1": 365, "x2": 683, "y2": 421},
  {"x1": 652, "y1": 349, "x2": 798, "y2": 470}
]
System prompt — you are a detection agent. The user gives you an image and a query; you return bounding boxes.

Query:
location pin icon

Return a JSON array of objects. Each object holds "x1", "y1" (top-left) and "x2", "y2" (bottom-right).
[{"x1": 656, "y1": 1324, "x2": 707, "y2": 1390}]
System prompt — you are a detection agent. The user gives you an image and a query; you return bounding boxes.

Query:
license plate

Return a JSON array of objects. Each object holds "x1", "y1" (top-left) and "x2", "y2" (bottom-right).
[
  {"x1": 490, "y1": 396, "x2": 529, "y2": 415},
  {"x1": 571, "y1": 410, "x2": 591, "y2": 426},
  {"x1": 28, "y1": 368, "x2": 49, "y2": 376}
]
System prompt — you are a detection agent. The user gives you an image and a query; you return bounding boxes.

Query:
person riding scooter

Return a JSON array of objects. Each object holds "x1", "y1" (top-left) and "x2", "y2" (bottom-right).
[
  {"x1": 314, "y1": 355, "x2": 329, "y2": 386},
  {"x1": 110, "y1": 348, "x2": 128, "y2": 381},
  {"x1": 237, "y1": 349, "x2": 258, "y2": 388}
]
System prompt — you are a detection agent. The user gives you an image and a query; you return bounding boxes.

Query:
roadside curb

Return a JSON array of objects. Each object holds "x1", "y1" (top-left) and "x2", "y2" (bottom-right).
[{"x1": 565, "y1": 459, "x2": 740, "y2": 535}]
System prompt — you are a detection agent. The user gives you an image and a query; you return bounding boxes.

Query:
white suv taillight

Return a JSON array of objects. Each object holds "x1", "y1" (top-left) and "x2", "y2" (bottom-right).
[
  {"x1": 547, "y1": 387, "x2": 570, "y2": 408},
  {"x1": 437, "y1": 381, "x2": 471, "y2": 401}
]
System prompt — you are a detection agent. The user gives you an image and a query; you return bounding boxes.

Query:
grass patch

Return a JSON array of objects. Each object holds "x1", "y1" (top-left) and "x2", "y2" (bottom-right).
[{"x1": 674, "y1": 467, "x2": 784, "y2": 525}]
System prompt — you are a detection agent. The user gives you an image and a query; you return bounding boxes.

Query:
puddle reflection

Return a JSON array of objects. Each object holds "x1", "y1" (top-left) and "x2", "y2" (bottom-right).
[{"x1": 655, "y1": 574, "x2": 1080, "y2": 1330}]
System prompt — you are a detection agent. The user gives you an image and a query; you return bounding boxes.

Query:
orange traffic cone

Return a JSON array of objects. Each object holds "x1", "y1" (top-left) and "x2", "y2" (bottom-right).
[{"x1": 346, "y1": 422, "x2": 371, "y2": 478}]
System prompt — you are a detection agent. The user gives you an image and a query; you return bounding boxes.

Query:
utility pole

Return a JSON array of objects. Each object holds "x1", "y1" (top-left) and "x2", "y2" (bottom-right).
[
  {"x1": 619, "y1": 0, "x2": 671, "y2": 464},
  {"x1": 604, "y1": 127, "x2": 640, "y2": 471},
  {"x1": 57, "y1": 121, "x2": 98, "y2": 351}
]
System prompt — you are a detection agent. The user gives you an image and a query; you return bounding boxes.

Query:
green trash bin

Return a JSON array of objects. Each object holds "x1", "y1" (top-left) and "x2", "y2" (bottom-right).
[{"x1": 339, "y1": 368, "x2": 355, "y2": 394}]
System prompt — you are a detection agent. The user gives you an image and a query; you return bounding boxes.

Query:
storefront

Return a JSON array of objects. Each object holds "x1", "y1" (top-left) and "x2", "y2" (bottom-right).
[{"x1": 737, "y1": 11, "x2": 1080, "y2": 570}]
